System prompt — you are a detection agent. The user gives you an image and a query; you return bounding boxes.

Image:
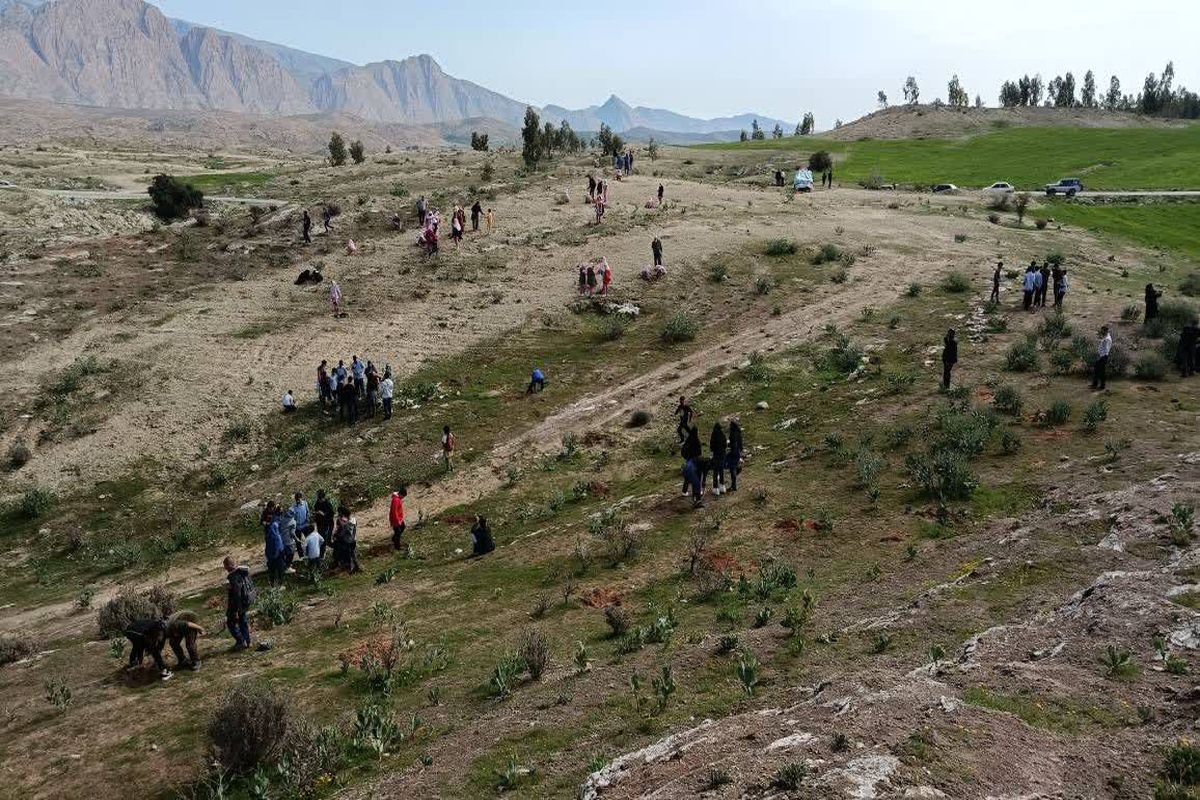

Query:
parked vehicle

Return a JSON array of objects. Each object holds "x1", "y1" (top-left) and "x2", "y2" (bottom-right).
[
  {"x1": 1045, "y1": 177, "x2": 1083, "y2": 197},
  {"x1": 932, "y1": 183, "x2": 959, "y2": 194},
  {"x1": 982, "y1": 181, "x2": 1015, "y2": 195}
]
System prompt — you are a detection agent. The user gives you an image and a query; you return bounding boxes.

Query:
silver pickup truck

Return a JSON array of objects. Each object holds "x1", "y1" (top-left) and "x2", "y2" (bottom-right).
[{"x1": 1045, "y1": 178, "x2": 1083, "y2": 197}]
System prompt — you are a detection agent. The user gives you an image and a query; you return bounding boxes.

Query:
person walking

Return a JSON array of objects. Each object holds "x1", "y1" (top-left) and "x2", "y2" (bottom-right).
[
  {"x1": 941, "y1": 329, "x2": 958, "y2": 390},
  {"x1": 441, "y1": 425, "x2": 456, "y2": 472},
  {"x1": 1038, "y1": 262, "x2": 1052, "y2": 308},
  {"x1": 1053, "y1": 268, "x2": 1068, "y2": 311},
  {"x1": 329, "y1": 280, "x2": 343, "y2": 315},
  {"x1": 709, "y1": 422, "x2": 727, "y2": 496},
  {"x1": 1145, "y1": 283, "x2": 1163, "y2": 322},
  {"x1": 1092, "y1": 325, "x2": 1113, "y2": 391},
  {"x1": 652, "y1": 237, "x2": 663, "y2": 268},
  {"x1": 990, "y1": 261, "x2": 1002, "y2": 304},
  {"x1": 322, "y1": 206, "x2": 334, "y2": 232},
  {"x1": 680, "y1": 425, "x2": 703, "y2": 507},
  {"x1": 674, "y1": 396, "x2": 695, "y2": 442},
  {"x1": 471, "y1": 200, "x2": 483, "y2": 232},
  {"x1": 1022, "y1": 265, "x2": 1036, "y2": 311},
  {"x1": 223, "y1": 555, "x2": 253, "y2": 651},
  {"x1": 302, "y1": 210, "x2": 312, "y2": 244},
  {"x1": 389, "y1": 487, "x2": 407, "y2": 550},
  {"x1": 726, "y1": 418, "x2": 744, "y2": 492}
]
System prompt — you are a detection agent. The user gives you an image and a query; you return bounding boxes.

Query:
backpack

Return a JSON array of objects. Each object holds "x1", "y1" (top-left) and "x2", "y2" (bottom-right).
[{"x1": 240, "y1": 573, "x2": 258, "y2": 608}]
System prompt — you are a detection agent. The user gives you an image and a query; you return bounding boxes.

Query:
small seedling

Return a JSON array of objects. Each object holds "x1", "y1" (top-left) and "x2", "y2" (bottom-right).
[
  {"x1": 44, "y1": 678, "x2": 72, "y2": 710},
  {"x1": 772, "y1": 761, "x2": 809, "y2": 789},
  {"x1": 1099, "y1": 645, "x2": 1138, "y2": 680},
  {"x1": 736, "y1": 652, "x2": 760, "y2": 696}
]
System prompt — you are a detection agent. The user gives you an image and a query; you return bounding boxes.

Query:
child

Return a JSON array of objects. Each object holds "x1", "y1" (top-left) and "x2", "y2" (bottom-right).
[
  {"x1": 281, "y1": 390, "x2": 296, "y2": 413},
  {"x1": 601, "y1": 260, "x2": 612, "y2": 296},
  {"x1": 578, "y1": 264, "x2": 587, "y2": 296},
  {"x1": 471, "y1": 515, "x2": 495, "y2": 556},
  {"x1": 304, "y1": 527, "x2": 324, "y2": 572},
  {"x1": 585, "y1": 264, "x2": 597, "y2": 297},
  {"x1": 485, "y1": 208, "x2": 495, "y2": 233}
]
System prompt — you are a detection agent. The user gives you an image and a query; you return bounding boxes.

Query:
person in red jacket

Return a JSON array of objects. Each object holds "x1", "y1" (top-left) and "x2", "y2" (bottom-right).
[{"x1": 389, "y1": 486, "x2": 408, "y2": 550}]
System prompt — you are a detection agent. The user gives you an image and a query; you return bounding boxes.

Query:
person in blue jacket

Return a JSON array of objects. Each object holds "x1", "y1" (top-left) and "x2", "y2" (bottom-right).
[{"x1": 527, "y1": 367, "x2": 546, "y2": 394}]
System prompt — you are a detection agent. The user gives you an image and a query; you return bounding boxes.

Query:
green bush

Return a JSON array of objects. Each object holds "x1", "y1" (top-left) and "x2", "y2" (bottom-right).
[
  {"x1": 1050, "y1": 348, "x2": 1076, "y2": 374},
  {"x1": 817, "y1": 332, "x2": 865, "y2": 376},
  {"x1": 1120, "y1": 304, "x2": 1142, "y2": 323},
  {"x1": 660, "y1": 313, "x2": 698, "y2": 344},
  {"x1": 812, "y1": 243, "x2": 843, "y2": 265},
  {"x1": 764, "y1": 238, "x2": 797, "y2": 257},
  {"x1": 1134, "y1": 351, "x2": 1169, "y2": 380},
  {"x1": 598, "y1": 315, "x2": 628, "y2": 342},
  {"x1": 1045, "y1": 251, "x2": 1065, "y2": 267},
  {"x1": 16, "y1": 487, "x2": 54, "y2": 519},
  {"x1": 96, "y1": 585, "x2": 177, "y2": 638},
  {"x1": 209, "y1": 681, "x2": 296, "y2": 775},
  {"x1": 1004, "y1": 336, "x2": 1040, "y2": 372},
  {"x1": 147, "y1": 174, "x2": 203, "y2": 221},
  {"x1": 940, "y1": 272, "x2": 971, "y2": 293},
  {"x1": 1039, "y1": 400, "x2": 1072, "y2": 427},
  {"x1": 1082, "y1": 398, "x2": 1108, "y2": 431},
  {"x1": 1181, "y1": 273, "x2": 1200, "y2": 298},
  {"x1": 905, "y1": 447, "x2": 977, "y2": 501},
  {"x1": 1037, "y1": 312, "x2": 1073, "y2": 346}
]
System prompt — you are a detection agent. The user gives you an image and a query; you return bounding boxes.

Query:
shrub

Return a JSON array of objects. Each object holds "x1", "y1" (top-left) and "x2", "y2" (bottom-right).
[
  {"x1": 905, "y1": 447, "x2": 977, "y2": 501},
  {"x1": 598, "y1": 315, "x2": 628, "y2": 342},
  {"x1": 348, "y1": 140, "x2": 365, "y2": 164},
  {"x1": 987, "y1": 213, "x2": 1001, "y2": 225},
  {"x1": 1181, "y1": 273, "x2": 1200, "y2": 298},
  {"x1": 1134, "y1": 351, "x2": 1169, "y2": 380},
  {"x1": 992, "y1": 384, "x2": 1023, "y2": 416},
  {"x1": 1082, "y1": 399, "x2": 1108, "y2": 431},
  {"x1": 812, "y1": 243, "x2": 843, "y2": 265},
  {"x1": 209, "y1": 681, "x2": 295, "y2": 775},
  {"x1": 1161, "y1": 740, "x2": 1200, "y2": 788},
  {"x1": 1000, "y1": 428, "x2": 1022, "y2": 454},
  {"x1": 259, "y1": 588, "x2": 297, "y2": 627},
  {"x1": 16, "y1": 487, "x2": 54, "y2": 519},
  {"x1": 1039, "y1": 400, "x2": 1072, "y2": 427},
  {"x1": 1034, "y1": 218, "x2": 1048, "y2": 230},
  {"x1": 1120, "y1": 304, "x2": 1142, "y2": 323},
  {"x1": 1014, "y1": 192, "x2": 1030, "y2": 223},
  {"x1": 97, "y1": 585, "x2": 177, "y2": 638},
  {"x1": 953, "y1": 233, "x2": 967, "y2": 243},
  {"x1": 0, "y1": 634, "x2": 35, "y2": 665},
  {"x1": 1099, "y1": 644, "x2": 1138, "y2": 680},
  {"x1": 1004, "y1": 336, "x2": 1040, "y2": 372},
  {"x1": 1045, "y1": 251, "x2": 1065, "y2": 267},
  {"x1": 517, "y1": 629, "x2": 550, "y2": 680},
  {"x1": 830, "y1": 268, "x2": 848, "y2": 284},
  {"x1": 906, "y1": 282, "x2": 922, "y2": 297},
  {"x1": 708, "y1": 263, "x2": 729, "y2": 282},
  {"x1": 773, "y1": 762, "x2": 809, "y2": 790},
  {"x1": 987, "y1": 193, "x2": 1011, "y2": 212},
  {"x1": 6, "y1": 439, "x2": 31, "y2": 471},
  {"x1": 736, "y1": 652, "x2": 760, "y2": 696},
  {"x1": 941, "y1": 272, "x2": 971, "y2": 293},
  {"x1": 817, "y1": 332, "x2": 865, "y2": 376},
  {"x1": 488, "y1": 653, "x2": 525, "y2": 698},
  {"x1": 604, "y1": 605, "x2": 632, "y2": 638},
  {"x1": 1037, "y1": 312, "x2": 1073, "y2": 346},
  {"x1": 591, "y1": 507, "x2": 642, "y2": 565},
  {"x1": 660, "y1": 313, "x2": 698, "y2": 344},
  {"x1": 1050, "y1": 349, "x2": 1075, "y2": 374},
  {"x1": 807, "y1": 150, "x2": 833, "y2": 173},
  {"x1": 764, "y1": 238, "x2": 797, "y2": 257},
  {"x1": 627, "y1": 409, "x2": 651, "y2": 428},
  {"x1": 147, "y1": 174, "x2": 203, "y2": 221}
]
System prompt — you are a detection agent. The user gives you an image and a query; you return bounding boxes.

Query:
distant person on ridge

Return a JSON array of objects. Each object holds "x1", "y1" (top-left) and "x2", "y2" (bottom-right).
[
  {"x1": 652, "y1": 236, "x2": 663, "y2": 268},
  {"x1": 301, "y1": 209, "x2": 312, "y2": 244}
]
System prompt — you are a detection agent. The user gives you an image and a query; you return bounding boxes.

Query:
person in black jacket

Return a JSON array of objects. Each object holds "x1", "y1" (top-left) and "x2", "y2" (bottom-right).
[
  {"x1": 1178, "y1": 319, "x2": 1199, "y2": 377},
  {"x1": 726, "y1": 419, "x2": 744, "y2": 492},
  {"x1": 124, "y1": 617, "x2": 172, "y2": 680},
  {"x1": 941, "y1": 329, "x2": 958, "y2": 390},
  {"x1": 652, "y1": 237, "x2": 663, "y2": 268},
  {"x1": 1145, "y1": 283, "x2": 1163, "y2": 322},
  {"x1": 709, "y1": 422, "x2": 728, "y2": 496},
  {"x1": 223, "y1": 556, "x2": 253, "y2": 651},
  {"x1": 471, "y1": 515, "x2": 495, "y2": 556},
  {"x1": 471, "y1": 200, "x2": 483, "y2": 232},
  {"x1": 680, "y1": 425, "x2": 703, "y2": 507},
  {"x1": 990, "y1": 261, "x2": 1002, "y2": 304}
]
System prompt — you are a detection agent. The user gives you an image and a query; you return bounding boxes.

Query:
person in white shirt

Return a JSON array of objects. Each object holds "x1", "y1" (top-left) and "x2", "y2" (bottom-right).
[
  {"x1": 303, "y1": 528, "x2": 324, "y2": 575},
  {"x1": 380, "y1": 371, "x2": 395, "y2": 420},
  {"x1": 1092, "y1": 326, "x2": 1112, "y2": 390},
  {"x1": 282, "y1": 390, "x2": 297, "y2": 413}
]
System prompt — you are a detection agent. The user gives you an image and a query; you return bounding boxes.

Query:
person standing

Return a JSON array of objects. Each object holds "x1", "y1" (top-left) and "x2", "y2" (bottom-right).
[
  {"x1": 333, "y1": 507, "x2": 360, "y2": 573},
  {"x1": 587, "y1": 174, "x2": 597, "y2": 200},
  {"x1": 1177, "y1": 318, "x2": 1198, "y2": 377},
  {"x1": 1092, "y1": 325, "x2": 1113, "y2": 391},
  {"x1": 380, "y1": 369, "x2": 395, "y2": 419},
  {"x1": 471, "y1": 515, "x2": 495, "y2": 556},
  {"x1": 1053, "y1": 268, "x2": 1068, "y2": 311},
  {"x1": 224, "y1": 555, "x2": 253, "y2": 651},
  {"x1": 709, "y1": 422, "x2": 728, "y2": 496},
  {"x1": 726, "y1": 418, "x2": 744, "y2": 492},
  {"x1": 338, "y1": 378, "x2": 357, "y2": 425},
  {"x1": 302, "y1": 209, "x2": 312, "y2": 244},
  {"x1": 585, "y1": 263, "x2": 597, "y2": 296},
  {"x1": 292, "y1": 492, "x2": 312, "y2": 538},
  {"x1": 313, "y1": 490, "x2": 335, "y2": 551},
  {"x1": 389, "y1": 487, "x2": 408, "y2": 550},
  {"x1": 350, "y1": 356, "x2": 365, "y2": 398},
  {"x1": 652, "y1": 236, "x2": 663, "y2": 268},
  {"x1": 674, "y1": 395, "x2": 695, "y2": 442},
  {"x1": 471, "y1": 200, "x2": 483, "y2": 232},
  {"x1": 1038, "y1": 262, "x2": 1052, "y2": 309},
  {"x1": 416, "y1": 195, "x2": 427, "y2": 226},
  {"x1": 1022, "y1": 265, "x2": 1036, "y2": 311},
  {"x1": 1145, "y1": 283, "x2": 1163, "y2": 322},
  {"x1": 657, "y1": 184, "x2": 664, "y2": 205},
  {"x1": 600, "y1": 259, "x2": 612, "y2": 296},
  {"x1": 680, "y1": 425, "x2": 703, "y2": 507},
  {"x1": 329, "y1": 280, "x2": 343, "y2": 315},
  {"x1": 322, "y1": 206, "x2": 334, "y2": 232},
  {"x1": 990, "y1": 261, "x2": 1002, "y2": 304},
  {"x1": 441, "y1": 425, "x2": 456, "y2": 472},
  {"x1": 485, "y1": 208, "x2": 495, "y2": 233},
  {"x1": 578, "y1": 263, "x2": 587, "y2": 296},
  {"x1": 941, "y1": 329, "x2": 958, "y2": 390},
  {"x1": 317, "y1": 360, "x2": 331, "y2": 406},
  {"x1": 264, "y1": 507, "x2": 287, "y2": 586}
]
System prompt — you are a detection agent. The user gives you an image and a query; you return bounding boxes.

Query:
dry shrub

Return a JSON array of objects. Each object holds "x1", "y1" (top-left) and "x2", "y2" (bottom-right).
[
  {"x1": 0, "y1": 634, "x2": 35, "y2": 665},
  {"x1": 208, "y1": 680, "x2": 295, "y2": 775},
  {"x1": 604, "y1": 605, "x2": 631, "y2": 638},
  {"x1": 518, "y1": 628, "x2": 550, "y2": 680},
  {"x1": 96, "y1": 585, "x2": 177, "y2": 638}
]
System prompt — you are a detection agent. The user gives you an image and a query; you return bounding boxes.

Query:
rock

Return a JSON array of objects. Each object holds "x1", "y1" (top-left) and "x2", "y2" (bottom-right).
[{"x1": 755, "y1": 401, "x2": 769, "y2": 410}]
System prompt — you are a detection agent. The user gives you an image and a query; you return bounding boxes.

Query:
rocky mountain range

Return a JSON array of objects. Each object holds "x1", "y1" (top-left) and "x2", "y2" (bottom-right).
[{"x1": 0, "y1": 0, "x2": 791, "y2": 141}]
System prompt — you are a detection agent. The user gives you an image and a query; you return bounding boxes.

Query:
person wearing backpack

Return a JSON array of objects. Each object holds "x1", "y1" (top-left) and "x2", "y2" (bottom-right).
[
  {"x1": 441, "y1": 425, "x2": 456, "y2": 472},
  {"x1": 333, "y1": 507, "x2": 361, "y2": 573},
  {"x1": 224, "y1": 556, "x2": 254, "y2": 651}
]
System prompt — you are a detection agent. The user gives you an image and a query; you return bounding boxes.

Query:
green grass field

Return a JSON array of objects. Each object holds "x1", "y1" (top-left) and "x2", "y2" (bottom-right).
[
  {"x1": 695, "y1": 125, "x2": 1200, "y2": 191},
  {"x1": 1049, "y1": 201, "x2": 1200, "y2": 262},
  {"x1": 175, "y1": 170, "x2": 276, "y2": 193}
]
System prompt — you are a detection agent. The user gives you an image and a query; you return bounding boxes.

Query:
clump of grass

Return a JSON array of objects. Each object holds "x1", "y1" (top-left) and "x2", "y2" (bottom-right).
[
  {"x1": 764, "y1": 238, "x2": 797, "y2": 257},
  {"x1": 708, "y1": 263, "x2": 728, "y2": 283},
  {"x1": 736, "y1": 651, "x2": 760, "y2": 696},
  {"x1": 517, "y1": 628, "x2": 550, "y2": 680},
  {"x1": 1099, "y1": 644, "x2": 1138, "y2": 680},
  {"x1": 1120, "y1": 305, "x2": 1142, "y2": 323},
  {"x1": 830, "y1": 268, "x2": 848, "y2": 284},
  {"x1": 1082, "y1": 398, "x2": 1108, "y2": 432},
  {"x1": 598, "y1": 315, "x2": 629, "y2": 342},
  {"x1": 1158, "y1": 739, "x2": 1200, "y2": 795},
  {"x1": 1037, "y1": 400, "x2": 1072, "y2": 428},
  {"x1": 6, "y1": 438, "x2": 31, "y2": 471},
  {"x1": 940, "y1": 271, "x2": 971, "y2": 293},
  {"x1": 772, "y1": 762, "x2": 809, "y2": 790},
  {"x1": 1004, "y1": 335, "x2": 1040, "y2": 372},
  {"x1": 811, "y1": 243, "x2": 843, "y2": 265},
  {"x1": 1037, "y1": 312, "x2": 1073, "y2": 346},
  {"x1": 660, "y1": 313, "x2": 698, "y2": 345},
  {"x1": 953, "y1": 233, "x2": 967, "y2": 243},
  {"x1": 0, "y1": 634, "x2": 35, "y2": 665},
  {"x1": 1133, "y1": 351, "x2": 1168, "y2": 381},
  {"x1": 905, "y1": 282, "x2": 922, "y2": 297},
  {"x1": 15, "y1": 487, "x2": 54, "y2": 519},
  {"x1": 991, "y1": 384, "x2": 1023, "y2": 416},
  {"x1": 754, "y1": 276, "x2": 774, "y2": 295},
  {"x1": 627, "y1": 409, "x2": 652, "y2": 428},
  {"x1": 703, "y1": 767, "x2": 733, "y2": 790}
]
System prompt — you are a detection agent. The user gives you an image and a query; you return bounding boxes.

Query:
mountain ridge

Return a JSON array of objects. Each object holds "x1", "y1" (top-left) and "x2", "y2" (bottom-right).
[{"x1": 0, "y1": 0, "x2": 792, "y2": 140}]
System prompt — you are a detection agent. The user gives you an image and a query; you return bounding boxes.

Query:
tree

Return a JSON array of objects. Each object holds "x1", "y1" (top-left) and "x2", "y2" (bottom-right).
[
  {"x1": 1014, "y1": 192, "x2": 1030, "y2": 225},
  {"x1": 1029, "y1": 74, "x2": 1044, "y2": 106},
  {"x1": 800, "y1": 112, "x2": 815, "y2": 135},
  {"x1": 807, "y1": 150, "x2": 832, "y2": 173},
  {"x1": 903, "y1": 76, "x2": 920, "y2": 105},
  {"x1": 328, "y1": 132, "x2": 347, "y2": 166},
  {"x1": 835, "y1": 119, "x2": 843, "y2": 128},
  {"x1": 947, "y1": 74, "x2": 968, "y2": 108},
  {"x1": 974, "y1": 94, "x2": 983, "y2": 108},
  {"x1": 1105, "y1": 75, "x2": 1122, "y2": 110},
  {"x1": 1054, "y1": 72, "x2": 1076, "y2": 107},
  {"x1": 877, "y1": 90, "x2": 888, "y2": 109},
  {"x1": 1081, "y1": 70, "x2": 1097, "y2": 108},
  {"x1": 647, "y1": 137, "x2": 659, "y2": 160},
  {"x1": 999, "y1": 81, "x2": 1021, "y2": 108},
  {"x1": 147, "y1": 174, "x2": 203, "y2": 221},
  {"x1": 739, "y1": 130, "x2": 748, "y2": 142},
  {"x1": 772, "y1": 123, "x2": 784, "y2": 139},
  {"x1": 596, "y1": 122, "x2": 624, "y2": 157},
  {"x1": 521, "y1": 107, "x2": 544, "y2": 167},
  {"x1": 793, "y1": 122, "x2": 802, "y2": 136},
  {"x1": 750, "y1": 119, "x2": 765, "y2": 140},
  {"x1": 349, "y1": 140, "x2": 365, "y2": 164},
  {"x1": 1047, "y1": 76, "x2": 1064, "y2": 107},
  {"x1": 470, "y1": 131, "x2": 489, "y2": 151}
]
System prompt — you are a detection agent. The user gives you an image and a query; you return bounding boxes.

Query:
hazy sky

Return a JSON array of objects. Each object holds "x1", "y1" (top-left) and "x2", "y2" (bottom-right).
[{"x1": 155, "y1": 0, "x2": 1198, "y2": 127}]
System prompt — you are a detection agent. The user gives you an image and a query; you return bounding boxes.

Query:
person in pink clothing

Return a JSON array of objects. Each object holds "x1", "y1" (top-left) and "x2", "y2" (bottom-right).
[
  {"x1": 329, "y1": 280, "x2": 343, "y2": 314},
  {"x1": 600, "y1": 259, "x2": 612, "y2": 295}
]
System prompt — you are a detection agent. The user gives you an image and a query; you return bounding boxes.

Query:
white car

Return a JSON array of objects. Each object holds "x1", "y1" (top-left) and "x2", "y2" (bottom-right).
[
  {"x1": 982, "y1": 181, "x2": 1015, "y2": 194},
  {"x1": 932, "y1": 183, "x2": 958, "y2": 194}
]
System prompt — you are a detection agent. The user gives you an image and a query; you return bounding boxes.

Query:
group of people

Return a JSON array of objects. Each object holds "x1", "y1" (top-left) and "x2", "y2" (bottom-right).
[
  {"x1": 675, "y1": 396, "x2": 745, "y2": 508},
  {"x1": 260, "y1": 490, "x2": 362, "y2": 583},
  {"x1": 413, "y1": 195, "x2": 495, "y2": 256},
  {"x1": 612, "y1": 150, "x2": 635, "y2": 174},
  {"x1": 1145, "y1": 283, "x2": 1200, "y2": 378},
  {"x1": 311, "y1": 356, "x2": 396, "y2": 424},
  {"x1": 577, "y1": 258, "x2": 614, "y2": 296},
  {"x1": 300, "y1": 205, "x2": 337, "y2": 245},
  {"x1": 587, "y1": 175, "x2": 610, "y2": 224},
  {"x1": 1016, "y1": 260, "x2": 1070, "y2": 312}
]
